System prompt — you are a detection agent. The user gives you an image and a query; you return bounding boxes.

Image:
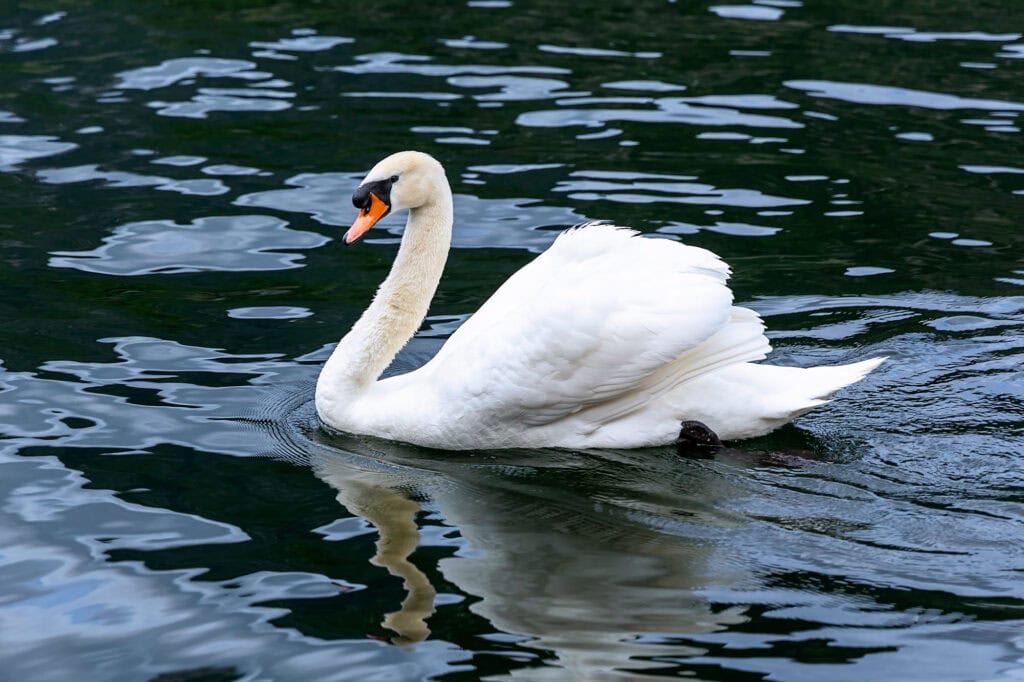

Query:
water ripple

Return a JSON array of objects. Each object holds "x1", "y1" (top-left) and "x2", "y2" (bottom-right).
[
  {"x1": 556, "y1": 171, "x2": 810, "y2": 208},
  {"x1": 0, "y1": 135, "x2": 77, "y2": 170},
  {"x1": 37, "y1": 164, "x2": 230, "y2": 196},
  {"x1": 517, "y1": 96, "x2": 804, "y2": 130},
  {"x1": 439, "y1": 36, "x2": 509, "y2": 50},
  {"x1": 336, "y1": 51, "x2": 570, "y2": 77},
  {"x1": 115, "y1": 57, "x2": 260, "y2": 91},
  {"x1": 709, "y1": 5, "x2": 785, "y2": 21},
  {"x1": 249, "y1": 34, "x2": 353, "y2": 60},
  {"x1": 49, "y1": 215, "x2": 327, "y2": 275},
  {"x1": 786, "y1": 80, "x2": 1024, "y2": 112},
  {"x1": 829, "y1": 25, "x2": 1021, "y2": 43},
  {"x1": 448, "y1": 75, "x2": 584, "y2": 101},
  {"x1": 537, "y1": 44, "x2": 661, "y2": 59},
  {"x1": 147, "y1": 92, "x2": 293, "y2": 119}
]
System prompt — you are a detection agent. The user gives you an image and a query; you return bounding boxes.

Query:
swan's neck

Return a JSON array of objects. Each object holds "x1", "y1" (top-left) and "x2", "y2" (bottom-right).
[{"x1": 318, "y1": 194, "x2": 453, "y2": 401}]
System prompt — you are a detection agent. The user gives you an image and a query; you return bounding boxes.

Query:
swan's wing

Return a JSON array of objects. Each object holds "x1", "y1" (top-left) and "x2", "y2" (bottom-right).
[{"x1": 421, "y1": 224, "x2": 740, "y2": 426}]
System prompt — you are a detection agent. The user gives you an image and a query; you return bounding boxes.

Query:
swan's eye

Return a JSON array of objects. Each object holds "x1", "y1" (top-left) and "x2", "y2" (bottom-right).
[{"x1": 390, "y1": 175, "x2": 399, "y2": 183}]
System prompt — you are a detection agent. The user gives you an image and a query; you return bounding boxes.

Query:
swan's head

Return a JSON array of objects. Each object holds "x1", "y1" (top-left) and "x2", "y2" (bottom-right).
[{"x1": 345, "y1": 151, "x2": 446, "y2": 244}]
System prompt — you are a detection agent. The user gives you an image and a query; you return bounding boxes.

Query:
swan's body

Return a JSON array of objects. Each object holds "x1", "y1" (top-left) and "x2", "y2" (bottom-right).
[{"x1": 315, "y1": 151, "x2": 884, "y2": 450}]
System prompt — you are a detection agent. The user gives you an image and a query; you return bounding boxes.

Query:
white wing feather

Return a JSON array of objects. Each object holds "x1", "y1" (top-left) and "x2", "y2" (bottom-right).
[{"x1": 420, "y1": 224, "x2": 742, "y2": 427}]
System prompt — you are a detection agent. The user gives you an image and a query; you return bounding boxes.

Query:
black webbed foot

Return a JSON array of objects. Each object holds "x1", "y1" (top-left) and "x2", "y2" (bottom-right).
[{"x1": 675, "y1": 420, "x2": 723, "y2": 458}]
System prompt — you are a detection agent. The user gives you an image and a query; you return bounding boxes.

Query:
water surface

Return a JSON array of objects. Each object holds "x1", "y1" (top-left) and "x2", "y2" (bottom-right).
[{"x1": 2, "y1": 1, "x2": 1023, "y2": 680}]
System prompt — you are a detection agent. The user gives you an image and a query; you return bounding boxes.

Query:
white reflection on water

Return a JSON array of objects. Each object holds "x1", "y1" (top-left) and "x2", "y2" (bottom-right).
[
  {"x1": 38, "y1": 164, "x2": 230, "y2": 196},
  {"x1": 556, "y1": 170, "x2": 810, "y2": 208},
  {"x1": 335, "y1": 51, "x2": 571, "y2": 77},
  {"x1": 49, "y1": 215, "x2": 327, "y2": 275},
  {"x1": 314, "y1": 445, "x2": 749, "y2": 677},
  {"x1": 115, "y1": 57, "x2": 262, "y2": 90},
  {"x1": 709, "y1": 5, "x2": 785, "y2": 22},
  {"x1": 114, "y1": 56, "x2": 297, "y2": 118},
  {"x1": 785, "y1": 80, "x2": 1024, "y2": 111},
  {"x1": 516, "y1": 97, "x2": 804, "y2": 130},
  {"x1": 0, "y1": 135, "x2": 77, "y2": 170},
  {"x1": 828, "y1": 25, "x2": 1020, "y2": 43}
]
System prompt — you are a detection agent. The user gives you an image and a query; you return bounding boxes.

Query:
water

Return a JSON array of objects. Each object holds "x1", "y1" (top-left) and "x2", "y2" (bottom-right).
[{"x1": 1, "y1": 1, "x2": 1023, "y2": 680}]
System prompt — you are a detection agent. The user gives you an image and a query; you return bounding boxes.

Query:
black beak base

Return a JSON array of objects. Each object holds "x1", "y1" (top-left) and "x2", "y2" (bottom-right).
[{"x1": 352, "y1": 178, "x2": 394, "y2": 213}]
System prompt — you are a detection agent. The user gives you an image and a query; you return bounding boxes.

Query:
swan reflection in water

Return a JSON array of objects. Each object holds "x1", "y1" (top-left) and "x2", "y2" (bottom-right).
[{"x1": 309, "y1": 433, "x2": 756, "y2": 679}]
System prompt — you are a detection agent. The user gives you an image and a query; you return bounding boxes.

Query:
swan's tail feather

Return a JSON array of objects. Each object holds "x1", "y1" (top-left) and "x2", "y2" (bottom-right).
[
  {"x1": 691, "y1": 356, "x2": 887, "y2": 440},
  {"x1": 745, "y1": 356, "x2": 888, "y2": 434},
  {"x1": 799, "y1": 356, "x2": 888, "y2": 403},
  {"x1": 750, "y1": 356, "x2": 888, "y2": 421}
]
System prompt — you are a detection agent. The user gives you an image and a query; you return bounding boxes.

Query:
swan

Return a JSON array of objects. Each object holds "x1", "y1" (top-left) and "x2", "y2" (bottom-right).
[{"x1": 315, "y1": 151, "x2": 884, "y2": 450}]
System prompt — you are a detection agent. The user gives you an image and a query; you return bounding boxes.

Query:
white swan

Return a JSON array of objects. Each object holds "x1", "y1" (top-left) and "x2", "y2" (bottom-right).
[{"x1": 315, "y1": 151, "x2": 884, "y2": 450}]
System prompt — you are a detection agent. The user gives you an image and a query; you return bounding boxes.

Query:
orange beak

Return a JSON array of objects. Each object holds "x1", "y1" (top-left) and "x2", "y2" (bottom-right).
[{"x1": 344, "y1": 192, "x2": 389, "y2": 244}]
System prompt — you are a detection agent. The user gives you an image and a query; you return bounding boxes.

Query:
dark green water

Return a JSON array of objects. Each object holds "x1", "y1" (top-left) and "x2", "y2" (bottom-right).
[{"x1": 2, "y1": 1, "x2": 1023, "y2": 680}]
